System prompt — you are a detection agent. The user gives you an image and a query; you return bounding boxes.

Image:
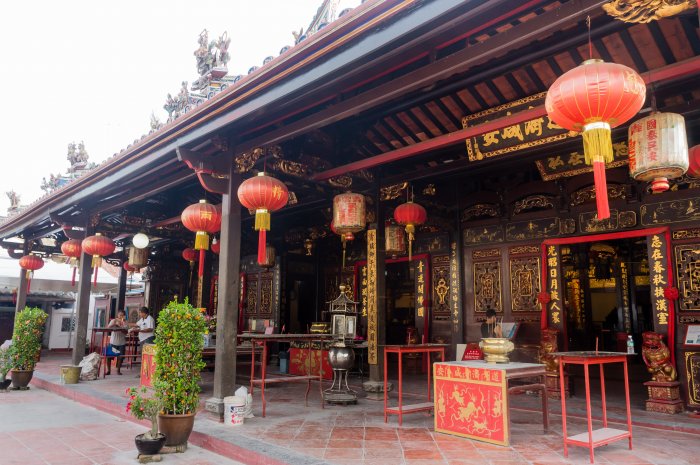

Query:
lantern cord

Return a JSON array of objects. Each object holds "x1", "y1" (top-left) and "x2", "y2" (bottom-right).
[
  {"x1": 586, "y1": 16, "x2": 592, "y2": 60},
  {"x1": 198, "y1": 249, "x2": 205, "y2": 278},
  {"x1": 258, "y1": 229, "x2": 267, "y2": 265},
  {"x1": 342, "y1": 240, "x2": 347, "y2": 269},
  {"x1": 650, "y1": 83, "x2": 657, "y2": 113},
  {"x1": 71, "y1": 268, "x2": 77, "y2": 287}
]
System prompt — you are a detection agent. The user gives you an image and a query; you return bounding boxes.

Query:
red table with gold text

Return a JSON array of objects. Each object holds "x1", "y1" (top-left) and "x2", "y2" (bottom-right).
[
  {"x1": 433, "y1": 360, "x2": 548, "y2": 446},
  {"x1": 554, "y1": 351, "x2": 633, "y2": 464},
  {"x1": 383, "y1": 344, "x2": 447, "y2": 426}
]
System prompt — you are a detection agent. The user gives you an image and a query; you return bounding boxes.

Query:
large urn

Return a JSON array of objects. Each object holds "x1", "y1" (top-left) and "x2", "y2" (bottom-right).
[
  {"x1": 328, "y1": 345, "x2": 355, "y2": 371},
  {"x1": 479, "y1": 338, "x2": 515, "y2": 363}
]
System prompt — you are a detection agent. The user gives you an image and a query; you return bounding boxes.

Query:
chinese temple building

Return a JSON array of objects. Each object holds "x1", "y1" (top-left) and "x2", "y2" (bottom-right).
[{"x1": 1, "y1": 0, "x2": 700, "y2": 418}]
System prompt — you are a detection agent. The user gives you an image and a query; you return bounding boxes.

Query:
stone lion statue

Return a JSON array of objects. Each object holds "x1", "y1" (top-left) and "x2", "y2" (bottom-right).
[{"x1": 641, "y1": 331, "x2": 677, "y2": 382}]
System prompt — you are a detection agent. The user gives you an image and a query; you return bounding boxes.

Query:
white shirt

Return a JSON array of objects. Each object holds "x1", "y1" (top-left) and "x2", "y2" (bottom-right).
[
  {"x1": 108, "y1": 319, "x2": 127, "y2": 346},
  {"x1": 136, "y1": 315, "x2": 155, "y2": 343}
]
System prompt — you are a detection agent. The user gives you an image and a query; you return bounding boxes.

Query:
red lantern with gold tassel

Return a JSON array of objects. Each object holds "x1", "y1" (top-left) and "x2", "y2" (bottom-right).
[
  {"x1": 237, "y1": 173, "x2": 288, "y2": 265},
  {"x1": 19, "y1": 254, "x2": 43, "y2": 292},
  {"x1": 61, "y1": 239, "x2": 82, "y2": 286},
  {"x1": 330, "y1": 220, "x2": 355, "y2": 268},
  {"x1": 82, "y1": 233, "x2": 116, "y2": 286},
  {"x1": 394, "y1": 201, "x2": 426, "y2": 260},
  {"x1": 182, "y1": 247, "x2": 198, "y2": 286},
  {"x1": 181, "y1": 199, "x2": 221, "y2": 278},
  {"x1": 546, "y1": 59, "x2": 646, "y2": 219}
]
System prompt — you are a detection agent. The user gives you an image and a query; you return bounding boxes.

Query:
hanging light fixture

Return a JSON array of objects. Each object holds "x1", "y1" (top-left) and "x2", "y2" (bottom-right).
[
  {"x1": 128, "y1": 246, "x2": 149, "y2": 268},
  {"x1": 330, "y1": 220, "x2": 355, "y2": 268},
  {"x1": 19, "y1": 254, "x2": 44, "y2": 293},
  {"x1": 546, "y1": 59, "x2": 646, "y2": 219},
  {"x1": 60, "y1": 239, "x2": 82, "y2": 286},
  {"x1": 237, "y1": 172, "x2": 289, "y2": 265},
  {"x1": 332, "y1": 192, "x2": 365, "y2": 267},
  {"x1": 82, "y1": 233, "x2": 116, "y2": 286},
  {"x1": 181, "y1": 199, "x2": 222, "y2": 278},
  {"x1": 385, "y1": 222, "x2": 406, "y2": 257},
  {"x1": 132, "y1": 232, "x2": 150, "y2": 249},
  {"x1": 394, "y1": 192, "x2": 427, "y2": 260},
  {"x1": 211, "y1": 237, "x2": 220, "y2": 255}
]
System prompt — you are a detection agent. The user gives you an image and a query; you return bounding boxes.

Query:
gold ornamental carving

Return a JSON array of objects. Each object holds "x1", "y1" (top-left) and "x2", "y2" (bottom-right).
[
  {"x1": 234, "y1": 148, "x2": 263, "y2": 173},
  {"x1": 474, "y1": 260, "x2": 502, "y2": 313},
  {"x1": 432, "y1": 255, "x2": 451, "y2": 319},
  {"x1": 536, "y1": 141, "x2": 629, "y2": 181},
  {"x1": 472, "y1": 248, "x2": 500, "y2": 259},
  {"x1": 271, "y1": 159, "x2": 312, "y2": 177},
  {"x1": 570, "y1": 184, "x2": 626, "y2": 206},
  {"x1": 463, "y1": 225, "x2": 504, "y2": 244},
  {"x1": 510, "y1": 256, "x2": 541, "y2": 312},
  {"x1": 513, "y1": 195, "x2": 555, "y2": 215},
  {"x1": 380, "y1": 182, "x2": 408, "y2": 201},
  {"x1": 603, "y1": 0, "x2": 697, "y2": 23},
  {"x1": 462, "y1": 203, "x2": 500, "y2": 221},
  {"x1": 685, "y1": 352, "x2": 700, "y2": 407},
  {"x1": 435, "y1": 278, "x2": 449, "y2": 305},
  {"x1": 674, "y1": 245, "x2": 700, "y2": 312},
  {"x1": 328, "y1": 175, "x2": 352, "y2": 188},
  {"x1": 509, "y1": 245, "x2": 539, "y2": 256},
  {"x1": 673, "y1": 228, "x2": 700, "y2": 240}
]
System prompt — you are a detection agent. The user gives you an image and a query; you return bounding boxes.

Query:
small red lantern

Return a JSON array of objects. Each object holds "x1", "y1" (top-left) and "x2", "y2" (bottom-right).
[
  {"x1": 19, "y1": 254, "x2": 44, "y2": 292},
  {"x1": 211, "y1": 238, "x2": 220, "y2": 255},
  {"x1": 237, "y1": 172, "x2": 288, "y2": 265},
  {"x1": 687, "y1": 145, "x2": 700, "y2": 178},
  {"x1": 394, "y1": 201, "x2": 427, "y2": 260},
  {"x1": 330, "y1": 220, "x2": 355, "y2": 267},
  {"x1": 82, "y1": 233, "x2": 116, "y2": 286},
  {"x1": 546, "y1": 59, "x2": 646, "y2": 219},
  {"x1": 181, "y1": 199, "x2": 222, "y2": 278},
  {"x1": 123, "y1": 262, "x2": 138, "y2": 273},
  {"x1": 628, "y1": 112, "x2": 688, "y2": 193},
  {"x1": 385, "y1": 222, "x2": 406, "y2": 257},
  {"x1": 61, "y1": 239, "x2": 82, "y2": 286},
  {"x1": 182, "y1": 247, "x2": 198, "y2": 263}
]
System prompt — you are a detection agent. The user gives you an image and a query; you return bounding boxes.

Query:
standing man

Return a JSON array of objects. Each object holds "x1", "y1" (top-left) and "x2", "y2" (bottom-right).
[
  {"x1": 480, "y1": 308, "x2": 503, "y2": 338},
  {"x1": 131, "y1": 307, "x2": 155, "y2": 347}
]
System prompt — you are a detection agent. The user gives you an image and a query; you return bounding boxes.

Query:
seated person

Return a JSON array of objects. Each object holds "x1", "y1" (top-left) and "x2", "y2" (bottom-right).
[{"x1": 481, "y1": 308, "x2": 503, "y2": 338}]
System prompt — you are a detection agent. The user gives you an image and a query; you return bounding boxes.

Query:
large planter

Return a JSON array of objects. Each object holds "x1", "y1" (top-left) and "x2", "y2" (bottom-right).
[
  {"x1": 135, "y1": 433, "x2": 166, "y2": 455},
  {"x1": 158, "y1": 413, "x2": 195, "y2": 446},
  {"x1": 11, "y1": 369, "x2": 34, "y2": 388}
]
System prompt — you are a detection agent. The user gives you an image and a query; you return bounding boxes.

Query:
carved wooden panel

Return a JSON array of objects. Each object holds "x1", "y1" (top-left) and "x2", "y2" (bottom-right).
[
  {"x1": 463, "y1": 225, "x2": 504, "y2": 244},
  {"x1": 246, "y1": 276, "x2": 258, "y2": 316},
  {"x1": 432, "y1": 255, "x2": 451, "y2": 320},
  {"x1": 510, "y1": 257, "x2": 541, "y2": 312},
  {"x1": 473, "y1": 260, "x2": 502, "y2": 313},
  {"x1": 675, "y1": 245, "x2": 700, "y2": 312},
  {"x1": 641, "y1": 197, "x2": 700, "y2": 226},
  {"x1": 685, "y1": 351, "x2": 700, "y2": 408},
  {"x1": 674, "y1": 228, "x2": 700, "y2": 241},
  {"x1": 259, "y1": 272, "x2": 273, "y2": 317}
]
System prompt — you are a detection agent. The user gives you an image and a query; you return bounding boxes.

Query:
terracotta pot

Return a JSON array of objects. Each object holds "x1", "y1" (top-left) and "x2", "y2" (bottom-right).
[
  {"x1": 158, "y1": 413, "x2": 195, "y2": 446},
  {"x1": 134, "y1": 433, "x2": 166, "y2": 455},
  {"x1": 11, "y1": 369, "x2": 34, "y2": 389}
]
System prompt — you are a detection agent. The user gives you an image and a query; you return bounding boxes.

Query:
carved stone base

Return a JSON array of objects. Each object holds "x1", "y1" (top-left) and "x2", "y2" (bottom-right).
[
  {"x1": 545, "y1": 373, "x2": 570, "y2": 399},
  {"x1": 363, "y1": 380, "x2": 393, "y2": 401},
  {"x1": 204, "y1": 397, "x2": 224, "y2": 422},
  {"x1": 644, "y1": 381, "x2": 684, "y2": 414}
]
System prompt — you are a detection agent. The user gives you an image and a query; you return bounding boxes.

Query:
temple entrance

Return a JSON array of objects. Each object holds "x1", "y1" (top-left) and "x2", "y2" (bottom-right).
[{"x1": 385, "y1": 261, "x2": 416, "y2": 345}]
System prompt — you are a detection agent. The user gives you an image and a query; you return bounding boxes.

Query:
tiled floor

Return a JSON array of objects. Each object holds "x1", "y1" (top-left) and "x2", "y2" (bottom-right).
[
  {"x1": 0, "y1": 387, "x2": 243, "y2": 465},
  {"x1": 28, "y1": 351, "x2": 700, "y2": 465}
]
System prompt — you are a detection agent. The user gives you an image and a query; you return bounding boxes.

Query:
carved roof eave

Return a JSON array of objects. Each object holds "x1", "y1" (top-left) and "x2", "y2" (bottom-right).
[{"x1": 0, "y1": 0, "x2": 403, "y2": 240}]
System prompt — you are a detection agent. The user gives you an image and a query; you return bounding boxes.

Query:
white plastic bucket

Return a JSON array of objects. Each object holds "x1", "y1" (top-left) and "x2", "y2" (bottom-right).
[{"x1": 223, "y1": 396, "x2": 246, "y2": 426}]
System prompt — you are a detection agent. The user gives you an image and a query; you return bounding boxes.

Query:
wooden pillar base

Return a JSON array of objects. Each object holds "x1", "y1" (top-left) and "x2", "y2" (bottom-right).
[
  {"x1": 644, "y1": 381, "x2": 684, "y2": 414},
  {"x1": 545, "y1": 373, "x2": 571, "y2": 399}
]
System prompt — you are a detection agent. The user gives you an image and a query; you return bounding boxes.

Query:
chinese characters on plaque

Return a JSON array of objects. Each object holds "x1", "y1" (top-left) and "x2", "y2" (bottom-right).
[
  {"x1": 415, "y1": 257, "x2": 428, "y2": 318},
  {"x1": 367, "y1": 230, "x2": 378, "y2": 364},
  {"x1": 451, "y1": 242, "x2": 460, "y2": 331},
  {"x1": 547, "y1": 246, "x2": 562, "y2": 326},
  {"x1": 648, "y1": 234, "x2": 669, "y2": 328}
]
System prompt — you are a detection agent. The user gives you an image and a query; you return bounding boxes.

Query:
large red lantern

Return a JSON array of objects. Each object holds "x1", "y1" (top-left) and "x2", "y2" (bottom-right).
[
  {"x1": 181, "y1": 199, "x2": 222, "y2": 278},
  {"x1": 546, "y1": 59, "x2": 646, "y2": 219},
  {"x1": 394, "y1": 201, "x2": 427, "y2": 260},
  {"x1": 19, "y1": 254, "x2": 44, "y2": 292},
  {"x1": 82, "y1": 233, "x2": 116, "y2": 286},
  {"x1": 61, "y1": 239, "x2": 82, "y2": 286},
  {"x1": 237, "y1": 172, "x2": 288, "y2": 265},
  {"x1": 629, "y1": 112, "x2": 688, "y2": 193},
  {"x1": 330, "y1": 220, "x2": 355, "y2": 268},
  {"x1": 385, "y1": 222, "x2": 406, "y2": 257},
  {"x1": 687, "y1": 145, "x2": 700, "y2": 178}
]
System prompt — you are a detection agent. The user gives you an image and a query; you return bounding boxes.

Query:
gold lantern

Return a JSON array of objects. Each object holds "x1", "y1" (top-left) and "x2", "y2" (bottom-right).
[
  {"x1": 385, "y1": 223, "x2": 406, "y2": 257},
  {"x1": 628, "y1": 112, "x2": 689, "y2": 193}
]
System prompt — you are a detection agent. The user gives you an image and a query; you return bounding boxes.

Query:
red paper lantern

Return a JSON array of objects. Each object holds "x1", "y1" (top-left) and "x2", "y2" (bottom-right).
[
  {"x1": 546, "y1": 59, "x2": 646, "y2": 219},
  {"x1": 82, "y1": 233, "x2": 116, "y2": 286},
  {"x1": 237, "y1": 172, "x2": 288, "y2": 265},
  {"x1": 211, "y1": 238, "x2": 220, "y2": 255},
  {"x1": 628, "y1": 112, "x2": 688, "y2": 193},
  {"x1": 394, "y1": 201, "x2": 427, "y2": 260},
  {"x1": 181, "y1": 199, "x2": 222, "y2": 277},
  {"x1": 182, "y1": 247, "x2": 198, "y2": 263},
  {"x1": 687, "y1": 145, "x2": 700, "y2": 178},
  {"x1": 19, "y1": 254, "x2": 44, "y2": 292},
  {"x1": 61, "y1": 239, "x2": 82, "y2": 286}
]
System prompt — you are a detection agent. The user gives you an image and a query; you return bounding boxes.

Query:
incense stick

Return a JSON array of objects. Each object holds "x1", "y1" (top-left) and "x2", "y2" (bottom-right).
[{"x1": 595, "y1": 337, "x2": 599, "y2": 354}]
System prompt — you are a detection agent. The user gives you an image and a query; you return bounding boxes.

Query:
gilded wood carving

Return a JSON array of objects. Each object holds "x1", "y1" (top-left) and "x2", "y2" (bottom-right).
[
  {"x1": 603, "y1": 0, "x2": 697, "y2": 23},
  {"x1": 685, "y1": 351, "x2": 700, "y2": 407},
  {"x1": 473, "y1": 260, "x2": 502, "y2": 313},
  {"x1": 464, "y1": 225, "x2": 504, "y2": 244},
  {"x1": 432, "y1": 255, "x2": 451, "y2": 320},
  {"x1": 510, "y1": 257, "x2": 541, "y2": 312},
  {"x1": 641, "y1": 198, "x2": 700, "y2": 226},
  {"x1": 674, "y1": 245, "x2": 700, "y2": 312},
  {"x1": 673, "y1": 228, "x2": 700, "y2": 240}
]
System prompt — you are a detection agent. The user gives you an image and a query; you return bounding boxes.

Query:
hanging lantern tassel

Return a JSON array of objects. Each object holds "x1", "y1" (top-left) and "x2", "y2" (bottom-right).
[
  {"x1": 26, "y1": 270, "x2": 32, "y2": 293},
  {"x1": 583, "y1": 122, "x2": 613, "y2": 219},
  {"x1": 405, "y1": 224, "x2": 416, "y2": 261},
  {"x1": 341, "y1": 236, "x2": 347, "y2": 269},
  {"x1": 92, "y1": 255, "x2": 102, "y2": 286},
  {"x1": 255, "y1": 208, "x2": 271, "y2": 265}
]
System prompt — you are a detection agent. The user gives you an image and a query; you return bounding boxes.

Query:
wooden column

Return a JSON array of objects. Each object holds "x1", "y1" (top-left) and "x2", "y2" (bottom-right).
[
  {"x1": 205, "y1": 169, "x2": 242, "y2": 419},
  {"x1": 72, "y1": 226, "x2": 95, "y2": 366},
  {"x1": 451, "y1": 182, "x2": 464, "y2": 351},
  {"x1": 14, "y1": 241, "x2": 30, "y2": 320},
  {"x1": 115, "y1": 264, "x2": 128, "y2": 316}
]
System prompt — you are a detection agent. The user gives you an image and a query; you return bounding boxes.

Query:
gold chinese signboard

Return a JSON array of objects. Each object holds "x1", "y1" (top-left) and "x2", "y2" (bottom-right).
[
  {"x1": 648, "y1": 234, "x2": 669, "y2": 328},
  {"x1": 535, "y1": 141, "x2": 629, "y2": 181},
  {"x1": 367, "y1": 229, "x2": 378, "y2": 364},
  {"x1": 450, "y1": 242, "x2": 460, "y2": 331},
  {"x1": 415, "y1": 257, "x2": 428, "y2": 318},
  {"x1": 620, "y1": 261, "x2": 632, "y2": 333},
  {"x1": 359, "y1": 265, "x2": 368, "y2": 317},
  {"x1": 546, "y1": 245, "x2": 563, "y2": 327},
  {"x1": 463, "y1": 92, "x2": 576, "y2": 162}
]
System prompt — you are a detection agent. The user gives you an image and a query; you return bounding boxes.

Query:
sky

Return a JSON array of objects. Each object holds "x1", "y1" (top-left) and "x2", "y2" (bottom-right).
[{"x1": 0, "y1": 0, "x2": 359, "y2": 214}]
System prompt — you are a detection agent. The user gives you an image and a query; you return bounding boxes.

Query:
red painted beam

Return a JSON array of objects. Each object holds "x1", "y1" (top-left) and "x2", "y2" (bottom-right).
[{"x1": 313, "y1": 56, "x2": 700, "y2": 181}]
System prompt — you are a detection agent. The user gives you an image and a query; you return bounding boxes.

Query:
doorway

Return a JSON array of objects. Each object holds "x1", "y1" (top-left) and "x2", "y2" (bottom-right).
[{"x1": 385, "y1": 261, "x2": 416, "y2": 345}]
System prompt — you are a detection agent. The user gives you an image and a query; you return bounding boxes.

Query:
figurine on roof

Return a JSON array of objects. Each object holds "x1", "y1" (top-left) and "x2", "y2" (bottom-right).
[{"x1": 6, "y1": 191, "x2": 20, "y2": 211}]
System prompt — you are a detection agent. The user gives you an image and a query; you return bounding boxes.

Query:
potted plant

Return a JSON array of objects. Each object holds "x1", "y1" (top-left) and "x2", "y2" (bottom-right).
[
  {"x1": 10, "y1": 307, "x2": 48, "y2": 388},
  {"x1": 126, "y1": 386, "x2": 166, "y2": 455},
  {"x1": 0, "y1": 346, "x2": 12, "y2": 390},
  {"x1": 154, "y1": 299, "x2": 207, "y2": 446}
]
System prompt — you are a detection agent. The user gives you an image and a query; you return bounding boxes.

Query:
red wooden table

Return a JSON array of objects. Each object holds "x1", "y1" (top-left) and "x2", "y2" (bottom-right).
[
  {"x1": 240, "y1": 333, "x2": 332, "y2": 417},
  {"x1": 383, "y1": 344, "x2": 447, "y2": 426},
  {"x1": 90, "y1": 327, "x2": 129, "y2": 378},
  {"x1": 554, "y1": 351, "x2": 633, "y2": 463}
]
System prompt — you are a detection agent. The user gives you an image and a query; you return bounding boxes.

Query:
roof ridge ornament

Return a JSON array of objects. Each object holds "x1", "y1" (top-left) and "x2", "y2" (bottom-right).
[{"x1": 603, "y1": 0, "x2": 697, "y2": 23}]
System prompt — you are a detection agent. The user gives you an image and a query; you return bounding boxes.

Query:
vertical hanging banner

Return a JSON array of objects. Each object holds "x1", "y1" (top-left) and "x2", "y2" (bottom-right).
[
  {"x1": 367, "y1": 229, "x2": 378, "y2": 364},
  {"x1": 450, "y1": 242, "x2": 460, "y2": 333},
  {"x1": 620, "y1": 261, "x2": 632, "y2": 333},
  {"x1": 415, "y1": 258, "x2": 428, "y2": 318},
  {"x1": 648, "y1": 234, "x2": 669, "y2": 330},
  {"x1": 546, "y1": 245, "x2": 563, "y2": 329}
]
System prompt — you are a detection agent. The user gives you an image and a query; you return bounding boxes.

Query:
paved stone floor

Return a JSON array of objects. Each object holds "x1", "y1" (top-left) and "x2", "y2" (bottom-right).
[
  {"x1": 26, "y1": 351, "x2": 700, "y2": 465},
  {"x1": 0, "y1": 387, "x2": 244, "y2": 465}
]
